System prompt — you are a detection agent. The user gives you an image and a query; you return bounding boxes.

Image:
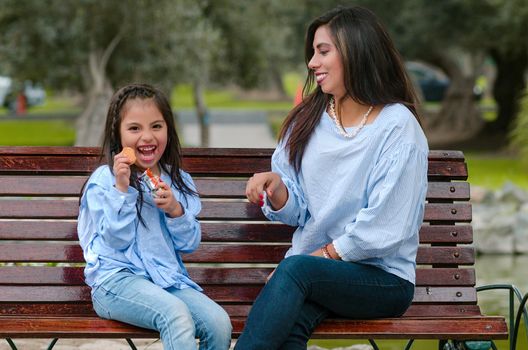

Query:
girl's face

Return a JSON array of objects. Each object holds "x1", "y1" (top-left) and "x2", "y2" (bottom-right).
[
  {"x1": 119, "y1": 98, "x2": 167, "y2": 175},
  {"x1": 308, "y1": 25, "x2": 345, "y2": 99}
]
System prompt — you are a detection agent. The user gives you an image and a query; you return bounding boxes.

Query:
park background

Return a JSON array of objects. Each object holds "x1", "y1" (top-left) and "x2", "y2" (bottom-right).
[{"x1": 1, "y1": 0, "x2": 527, "y2": 349}]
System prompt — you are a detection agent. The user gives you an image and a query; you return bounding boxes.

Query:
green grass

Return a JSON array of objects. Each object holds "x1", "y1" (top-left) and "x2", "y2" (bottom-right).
[
  {"x1": 0, "y1": 120, "x2": 75, "y2": 146},
  {"x1": 466, "y1": 152, "x2": 528, "y2": 190},
  {"x1": 170, "y1": 84, "x2": 293, "y2": 111}
]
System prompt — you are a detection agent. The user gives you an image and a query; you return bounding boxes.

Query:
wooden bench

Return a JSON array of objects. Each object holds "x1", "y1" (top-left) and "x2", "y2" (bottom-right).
[{"x1": 0, "y1": 146, "x2": 508, "y2": 349}]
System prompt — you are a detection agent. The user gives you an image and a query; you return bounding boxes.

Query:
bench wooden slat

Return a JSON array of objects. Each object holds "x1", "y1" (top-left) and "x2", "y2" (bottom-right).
[
  {"x1": 0, "y1": 200, "x2": 473, "y2": 222},
  {"x1": 0, "y1": 221, "x2": 473, "y2": 244},
  {"x1": 0, "y1": 244, "x2": 475, "y2": 265},
  {"x1": 0, "y1": 266, "x2": 475, "y2": 286},
  {"x1": 427, "y1": 150, "x2": 465, "y2": 161},
  {"x1": 309, "y1": 317, "x2": 507, "y2": 340},
  {"x1": 0, "y1": 303, "x2": 483, "y2": 319},
  {"x1": 419, "y1": 225, "x2": 472, "y2": 244},
  {"x1": 0, "y1": 285, "x2": 477, "y2": 304},
  {"x1": 0, "y1": 147, "x2": 465, "y2": 160},
  {"x1": 0, "y1": 315, "x2": 508, "y2": 340},
  {"x1": 0, "y1": 147, "x2": 468, "y2": 178},
  {"x1": 0, "y1": 303, "x2": 484, "y2": 319},
  {"x1": 0, "y1": 221, "x2": 80, "y2": 241},
  {"x1": 427, "y1": 161, "x2": 467, "y2": 180},
  {"x1": 0, "y1": 176, "x2": 470, "y2": 201}
]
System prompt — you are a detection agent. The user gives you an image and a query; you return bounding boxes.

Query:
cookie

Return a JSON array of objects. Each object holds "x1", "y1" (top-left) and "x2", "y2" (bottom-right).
[{"x1": 121, "y1": 147, "x2": 136, "y2": 164}]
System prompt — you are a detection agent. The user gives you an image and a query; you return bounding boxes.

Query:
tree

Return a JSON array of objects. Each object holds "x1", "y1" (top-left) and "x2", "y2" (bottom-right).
[
  {"x1": 385, "y1": 0, "x2": 528, "y2": 145},
  {"x1": 0, "y1": 0, "x2": 205, "y2": 145},
  {"x1": 487, "y1": 0, "x2": 528, "y2": 134},
  {"x1": 510, "y1": 89, "x2": 528, "y2": 164},
  {"x1": 0, "y1": 0, "x2": 302, "y2": 147}
]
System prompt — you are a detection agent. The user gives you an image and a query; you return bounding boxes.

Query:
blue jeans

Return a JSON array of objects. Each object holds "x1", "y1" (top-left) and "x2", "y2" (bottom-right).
[
  {"x1": 92, "y1": 270, "x2": 232, "y2": 350},
  {"x1": 234, "y1": 255, "x2": 414, "y2": 350}
]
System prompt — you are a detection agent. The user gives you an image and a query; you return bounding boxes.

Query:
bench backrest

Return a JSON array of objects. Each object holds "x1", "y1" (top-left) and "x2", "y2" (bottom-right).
[{"x1": 0, "y1": 146, "x2": 480, "y2": 319}]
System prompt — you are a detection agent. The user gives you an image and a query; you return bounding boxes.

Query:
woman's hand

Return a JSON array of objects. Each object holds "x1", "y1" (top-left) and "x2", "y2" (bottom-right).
[
  {"x1": 113, "y1": 153, "x2": 132, "y2": 193},
  {"x1": 246, "y1": 171, "x2": 288, "y2": 210},
  {"x1": 154, "y1": 181, "x2": 184, "y2": 217},
  {"x1": 266, "y1": 268, "x2": 276, "y2": 283},
  {"x1": 309, "y1": 243, "x2": 342, "y2": 260}
]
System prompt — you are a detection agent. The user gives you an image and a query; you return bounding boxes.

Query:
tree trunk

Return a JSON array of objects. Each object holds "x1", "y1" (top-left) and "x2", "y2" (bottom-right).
[
  {"x1": 488, "y1": 48, "x2": 528, "y2": 133},
  {"x1": 422, "y1": 54, "x2": 483, "y2": 146},
  {"x1": 75, "y1": 32, "x2": 122, "y2": 146},
  {"x1": 75, "y1": 81, "x2": 113, "y2": 146},
  {"x1": 270, "y1": 66, "x2": 288, "y2": 99},
  {"x1": 193, "y1": 80, "x2": 210, "y2": 147}
]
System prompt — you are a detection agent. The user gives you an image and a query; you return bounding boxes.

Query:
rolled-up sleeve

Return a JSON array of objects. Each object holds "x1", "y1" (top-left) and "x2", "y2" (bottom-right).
[{"x1": 333, "y1": 143, "x2": 428, "y2": 261}]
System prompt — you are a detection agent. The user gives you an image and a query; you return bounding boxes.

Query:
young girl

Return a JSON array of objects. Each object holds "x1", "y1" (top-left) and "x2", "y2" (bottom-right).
[
  {"x1": 78, "y1": 83, "x2": 232, "y2": 350},
  {"x1": 236, "y1": 6, "x2": 428, "y2": 350}
]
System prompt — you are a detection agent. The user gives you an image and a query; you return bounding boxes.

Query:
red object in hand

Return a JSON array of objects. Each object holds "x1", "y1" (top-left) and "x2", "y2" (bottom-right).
[{"x1": 145, "y1": 168, "x2": 160, "y2": 187}]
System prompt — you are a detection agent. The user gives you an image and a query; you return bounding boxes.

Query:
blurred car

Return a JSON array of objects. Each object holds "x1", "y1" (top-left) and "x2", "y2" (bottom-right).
[
  {"x1": 0, "y1": 76, "x2": 46, "y2": 109},
  {"x1": 405, "y1": 61, "x2": 450, "y2": 102},
  {"x1": 405, "y1": 61, "x2": 483, "y2": 102}
]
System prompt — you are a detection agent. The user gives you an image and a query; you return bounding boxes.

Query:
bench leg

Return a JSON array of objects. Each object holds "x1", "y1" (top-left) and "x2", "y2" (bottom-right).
[
  {"x1": 46, "y1": 338, "x2": 59, "y2": 350},
  {"x1": 126, "y1": 338, "x2": 139, "y2": 350},
  {"x1": 404, "y1": 339, "x2": 415, "y2": 350},
  {"x1": 367, "y1": 339, "x2": 380, "y2": 350},
  {"x1": 5, "y1": 338, "x2": 17, "y2": 350}
]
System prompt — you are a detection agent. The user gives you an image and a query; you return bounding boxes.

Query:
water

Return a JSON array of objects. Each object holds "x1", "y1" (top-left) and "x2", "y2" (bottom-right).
[{"x1": 475, "y1": 254, "x2": 528, "y2": 316}]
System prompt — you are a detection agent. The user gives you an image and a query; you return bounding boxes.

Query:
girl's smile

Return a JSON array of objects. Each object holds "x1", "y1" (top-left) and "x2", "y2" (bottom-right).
[{"x1": 119, "y1": 98, "x2": 168, "y2": 175}]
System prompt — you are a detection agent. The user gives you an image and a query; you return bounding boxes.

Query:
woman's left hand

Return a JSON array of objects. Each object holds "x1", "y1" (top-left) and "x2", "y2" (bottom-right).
[{"x1": 154, "y1": 181, "x2": 184, "y2": 218}]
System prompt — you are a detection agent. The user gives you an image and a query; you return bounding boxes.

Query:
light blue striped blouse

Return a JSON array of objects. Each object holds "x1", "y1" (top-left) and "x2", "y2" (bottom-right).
[
  {"x1": 78, "y1": 166, "x2": 202, "y2": 293},
  {"x1": 262, "y1": 103, "x2": 428, "y2": 284}
]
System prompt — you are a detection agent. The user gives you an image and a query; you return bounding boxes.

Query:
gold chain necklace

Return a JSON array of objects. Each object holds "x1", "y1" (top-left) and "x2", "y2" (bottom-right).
[{"x1": 328, "y1": 97, "x2": 373, "y2": 138}]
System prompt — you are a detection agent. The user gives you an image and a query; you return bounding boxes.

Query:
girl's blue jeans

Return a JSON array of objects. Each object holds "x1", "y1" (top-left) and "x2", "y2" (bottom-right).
[
  {"x1": 234, "y1": 255, "x2": 414, "y2": 350},
  {"x1": 92, "y1": 269, "x2": 232, "y2": 350}
]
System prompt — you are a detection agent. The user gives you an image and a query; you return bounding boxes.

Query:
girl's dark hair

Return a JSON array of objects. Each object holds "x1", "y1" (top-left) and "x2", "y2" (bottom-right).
[
  {"x1": 279, "y1": 6, "x2": 421, "y2": 171},
  {"x1": 83, "y1": 83, "x2": 196, "y2": 224}
]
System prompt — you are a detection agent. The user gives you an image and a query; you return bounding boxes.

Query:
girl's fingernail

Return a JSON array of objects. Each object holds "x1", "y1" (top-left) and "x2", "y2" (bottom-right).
[
  {"x1": 259, "y1": 193, "x2": 263, "y2": 200},
  {"x1": 259, "y1": 200, "x2": 264, "y2": 207}
]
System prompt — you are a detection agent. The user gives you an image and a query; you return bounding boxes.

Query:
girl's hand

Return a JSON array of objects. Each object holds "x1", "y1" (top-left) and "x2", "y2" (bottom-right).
[
  {"x1": 246, "y1": 171, "x2": 288, "y2": 210},
  {"x1": 154, "y1": 181, "x2": 184, "y2": 218},
  {"x1": 113, "y1": 153, "x2": 132, "y2": 193}
]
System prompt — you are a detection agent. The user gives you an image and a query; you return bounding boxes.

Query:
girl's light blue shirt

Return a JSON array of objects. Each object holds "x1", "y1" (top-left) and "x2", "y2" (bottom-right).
[
  {"x1": 78, "y1": 166, "x2": 202, "y2": 293},
  {"x1": 263, "y1": 103, "x2": 428, "y2": 284}
]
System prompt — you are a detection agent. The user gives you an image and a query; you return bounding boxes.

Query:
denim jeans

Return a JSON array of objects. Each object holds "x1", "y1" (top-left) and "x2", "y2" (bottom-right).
[
  {"x1": 234, "y1": 255, "x2": 414, "y2": 350},
  {"x1": 92, "y1": 270, "x2": 232, "y2": 350}
]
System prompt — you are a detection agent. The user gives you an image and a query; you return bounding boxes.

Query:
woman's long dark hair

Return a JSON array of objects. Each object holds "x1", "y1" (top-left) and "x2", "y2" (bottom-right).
[
  {"x1": 82, "y1": 83, "x2": 196, "y2": 225},
  {"x1": 279, "y1": 6, "x2": 421, "y2": 172}
]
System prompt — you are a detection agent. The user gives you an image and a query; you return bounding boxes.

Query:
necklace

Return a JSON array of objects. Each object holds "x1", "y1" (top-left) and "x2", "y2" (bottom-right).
[{"x1": 328, "y1": 97, "x2": 373, "y2": 138}]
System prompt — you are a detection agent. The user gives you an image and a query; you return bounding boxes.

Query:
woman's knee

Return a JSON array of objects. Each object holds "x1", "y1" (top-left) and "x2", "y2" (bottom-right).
[{"x1": 274, "y1": 255, "x2": 314, "y2": 280}]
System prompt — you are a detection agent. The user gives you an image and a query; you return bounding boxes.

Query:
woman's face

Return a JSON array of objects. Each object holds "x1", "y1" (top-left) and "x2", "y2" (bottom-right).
[{"x1": 308, "y1": 25, "x2": 345, "y2": 99}]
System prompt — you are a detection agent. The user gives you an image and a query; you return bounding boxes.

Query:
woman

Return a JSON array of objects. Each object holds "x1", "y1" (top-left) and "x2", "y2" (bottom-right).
[{"x1": 236, "y1": 6, "x2": 428, "y2": 350}]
